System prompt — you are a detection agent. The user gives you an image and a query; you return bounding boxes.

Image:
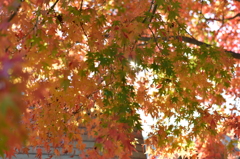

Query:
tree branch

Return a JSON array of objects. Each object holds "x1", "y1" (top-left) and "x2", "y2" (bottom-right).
[
  {"x1": 7, "y1": 1, "x2": 22, "y2": 22},
  {"x1": 148, "y1": 27, "x2": 161, "y2": 51},
  {"x1": 0, "y1": 1, "x2": 22, "y2": 31},
  {"x1": 139, "y1": 36, "x2": 240, "y2": 59},
  {"x1": 142, "y1": 0, "x2": 154, "y2": 23},
  {"x1": 47, "y1": 0, "x2": 60, "y2": 14},
  {"x1": 205, "y1": 13, "x2": 240, "y2": 21}
]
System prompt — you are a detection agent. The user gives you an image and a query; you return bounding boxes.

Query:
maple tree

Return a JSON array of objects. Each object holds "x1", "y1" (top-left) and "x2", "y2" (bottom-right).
[{"x1": 0, "y1": 0, "x2": 240, "y2": 158}]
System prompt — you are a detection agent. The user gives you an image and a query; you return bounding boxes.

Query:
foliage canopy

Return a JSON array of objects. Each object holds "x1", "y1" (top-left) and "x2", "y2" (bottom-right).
[{"x1": 0, "y1": 0, "x2": 240, "y2": 158}]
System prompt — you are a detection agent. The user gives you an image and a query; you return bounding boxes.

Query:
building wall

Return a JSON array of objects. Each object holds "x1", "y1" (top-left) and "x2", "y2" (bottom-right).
[{"x1": 4, "y1": 131, "x2": 147, "y2": 159}]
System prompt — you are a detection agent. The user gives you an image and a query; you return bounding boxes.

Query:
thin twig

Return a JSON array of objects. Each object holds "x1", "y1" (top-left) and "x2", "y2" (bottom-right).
[
  {"x1": 19, "y1": 14, "x2": 39, "y2": 41},
  {"x1": 197, "y1": 0, "x2": 204, "y2": 26},
  {"x1": 7, "y1": 10, "x2": 19, "y2": 22},
  {"x1": 80, "y1": 0, "x2": 84, "y2": 13},
  {"x1": 7, "y1": 1, "x2": 22, "y2": 22},
  {"x1": 47, "y1": 0, "x2": 60, "y2": 14},
  {"x1": 148, "y1": 27, "x2": 162, "y2": 51},
  {"x1": 142, "y1": 0, "x2": 155, "y2": 23},
  {"x1": 174, "y1": 19, "x2": 195, "y2": 40},
  {"x1": 139, "y1": 36, "x2": 240, "y2": 59},
  {"x1": 205, "y1": 13, "x2": 240, "y2": 21},
  {"x1": 213, "y1": 3, "x2": 227, "y2": 40},
  {"x1": 80, "y1": 23, "x2": 88, "y2": 39},
  {"x1": 149, "y1": 4, "x2": 158, "y2": 23},
  {"x1": 21, "y1": 0, "x2": 59, "y2": 40},
  {"x1": 130, "y1": 0, "x2": 158, "y2": 53},
  {"x1": 0, "y1": 0, "x2": 22, "y2": 31},
  {"x1": 214, "y1": 14, "x2": 225, "y2": 39},
  {"x1": 79, "y1": 0, "x2": 88, "y2": 39}
]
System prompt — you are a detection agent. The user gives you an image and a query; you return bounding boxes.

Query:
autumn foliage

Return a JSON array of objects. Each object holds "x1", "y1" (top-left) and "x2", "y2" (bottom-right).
[{"x1": 0, "y1": 0, "x2": 240, "y2": 158}]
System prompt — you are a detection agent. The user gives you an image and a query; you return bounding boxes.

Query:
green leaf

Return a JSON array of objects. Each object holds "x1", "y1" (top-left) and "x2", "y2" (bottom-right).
[
  {"x1": 171, "y1": 96, "x2": 178, "y2": 103},
  {"x1": 61, "y1": 79, "x2": 70, "y2": 91},
  {"x1": 156, "y1": 0, "x2": 164, "y2": 5},
  {"x1": 94, "y1": 143, "x2": 103, "y2": 151},
  {"x1": 151, "y1": 62, "x2": 159, "y2": 72},
  {"x1": 104, "y1": 89, "x2": 113, "y2": 98},
  {"x1": 168, "y1": 11, "x2": 177, "y2": 20},
  {"x1": 0, "y1": 95, "x2": 16, "y2": 116}
]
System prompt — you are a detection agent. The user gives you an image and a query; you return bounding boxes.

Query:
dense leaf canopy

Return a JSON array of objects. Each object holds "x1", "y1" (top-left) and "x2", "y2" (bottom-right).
[{"x1": 0, "y1": 0, "x2": 240, "y2": 158}]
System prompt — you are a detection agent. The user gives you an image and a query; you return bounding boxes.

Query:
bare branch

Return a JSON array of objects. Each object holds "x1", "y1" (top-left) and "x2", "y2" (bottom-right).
[
  {"x1": 47, "y1": 0, "x2": 60, "y2": 14},
  {"x1": 142, "y1": 0, "x2": 155, "y2": 23},
  {"x1": 79, "y1": 0, "x2": 88, "y2": 39},
  {"x1": 80, "y1": 0, "x2": 84, "y2": 13},
  {"x1": 7, "y1": 1, "x2": 22, "y2": 22},
  {"x1": 148, "y1": 27, "x2": 162, "y2": 51},
  {"x1": 7, "y1": 10, "x2": 19, "y2": 23},
  {"x1": 149, "y1": 4, "x2": 158, "y2": 23},
  {"x1": 139, "y1": 36, "x2": 240, "y2": 59},
  {"x1": 205, "y1": 13, "x2": 240, "y2": 21},
  {"x1": 0, "y1": 1, "x2": 22, "y2": 31}
]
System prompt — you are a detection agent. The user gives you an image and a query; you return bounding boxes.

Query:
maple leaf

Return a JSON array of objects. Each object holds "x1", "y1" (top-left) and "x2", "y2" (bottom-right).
[
  {"x1": 54, "y1": 149, "x2": 60, "y2": 156},
  {"x1": 4, "y1": 149, "x2": 16, "y2": 159},
  {"x1": 36, "y1": 148, "x2": 42, "y2": 159},
  {"x1": 22, "y1": 147, "x2": 30, "y2": 155},
  {"x1": 0, "y1": 0, "x2": 240, "y2": 158}
]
